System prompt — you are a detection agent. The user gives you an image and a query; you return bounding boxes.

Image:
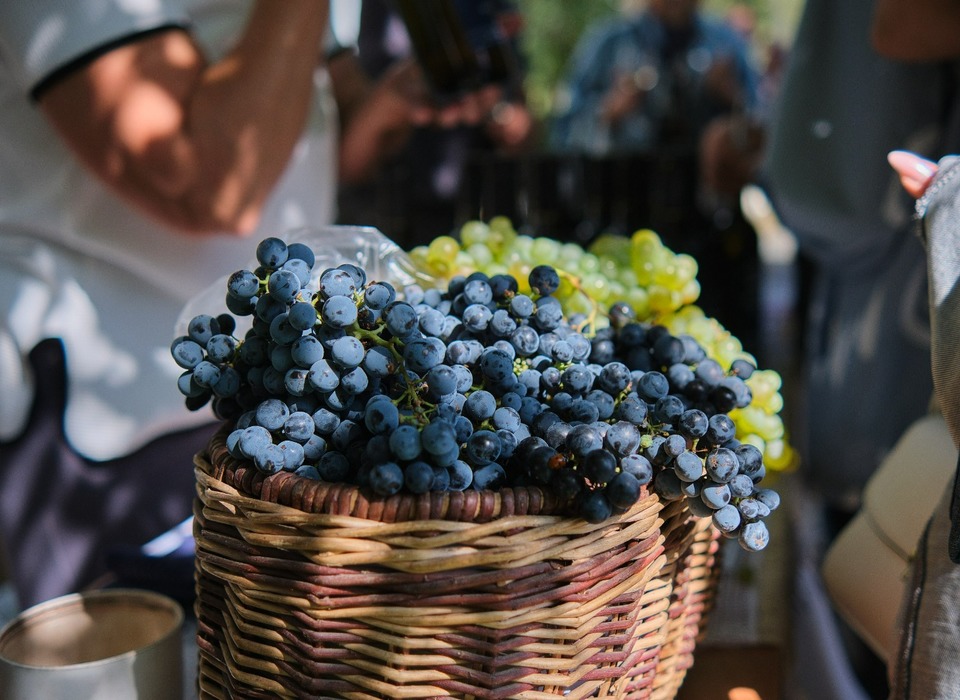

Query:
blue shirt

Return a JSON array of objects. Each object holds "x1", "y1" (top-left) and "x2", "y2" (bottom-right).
[{"x1": 550, "y1": 11, "x2": 758, "y2": 155}]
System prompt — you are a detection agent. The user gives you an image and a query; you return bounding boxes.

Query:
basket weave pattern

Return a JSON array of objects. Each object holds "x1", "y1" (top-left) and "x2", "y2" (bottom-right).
[{"x1": 194, "y1": 427, "x2": 720, "y2": 699}]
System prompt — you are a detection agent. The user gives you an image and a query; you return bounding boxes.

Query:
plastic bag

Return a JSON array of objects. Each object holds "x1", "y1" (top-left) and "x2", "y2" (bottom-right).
[{"x1": 175, "y1": 225, "x2": 436, "y2": 335}]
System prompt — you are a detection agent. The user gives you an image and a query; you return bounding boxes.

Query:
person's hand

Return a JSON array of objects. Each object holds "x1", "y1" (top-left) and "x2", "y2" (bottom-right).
[
  {"x1": 484, "y1": 101, "x2": 535, "y2": 153},
  {"x1": 600, "y1": 73, "x2": 645, "y2": 125},
  {"x1": 378, "y1": 59, "x2": 502, "y2": 128},
  {"x1": 699, "y1": 113, "x2": 765, "y2": 197},
  {"x1": 703, "y1": 55, "x2": 743, "y2": 108},
  {"x1": 888, "y1": 150, "x2": 938, "y2": 198},
  {"x1": 334, "y1": 54, "x2": 505, "y2": 186}
]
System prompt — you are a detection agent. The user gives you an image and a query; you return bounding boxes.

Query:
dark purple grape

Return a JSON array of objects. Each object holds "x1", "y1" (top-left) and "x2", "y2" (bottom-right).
[{"x1": 528, "y1": 265, "x2": 561, "y2": 296}]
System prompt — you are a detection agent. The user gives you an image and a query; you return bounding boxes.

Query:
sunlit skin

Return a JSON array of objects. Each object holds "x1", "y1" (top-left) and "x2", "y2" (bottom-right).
[
  {"x1": 888, "y1": 150, "x2": 938, "y2": 198},
  {"x1": 871, "y1": 0, "x2": 960, "y2": 62},
  {"x1": 39, "y1": 2, "x2": 329, "y2": 236},
  {"x1": 35, "y1": 0, "x2": 503, "y2": 238},
  {"x1": 728, "y1": 688, "x2": 762, "y2": 700}
]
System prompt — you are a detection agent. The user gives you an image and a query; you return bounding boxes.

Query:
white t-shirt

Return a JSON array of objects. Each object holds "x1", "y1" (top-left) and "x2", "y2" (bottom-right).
[{"x1": 0, "y1": 1, "x2": 340, "y2": 459}]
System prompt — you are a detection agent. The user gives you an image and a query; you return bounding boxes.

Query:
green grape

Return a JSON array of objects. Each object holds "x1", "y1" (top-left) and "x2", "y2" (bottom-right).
[
  {"x1": 486, "y1": 262, "x2": 510, "y2": 277},
  {"x1": 680, "y1": 279, "x2": 701, "y2": 305},
  {"x1": 408, "y1": 216, "x2": 799, "y2": 474},
  {"x1": 600, "y1": 258, "x2": 620, "y2": 281},
  {"x1": 763, "y1": 438, "x2": 796, "y2": 472},
  {"x1": 561, "y1": 241, "x2": 586, "y2": 266},
  {"x1": 742, "y1": 432, "x2": 766, "y2": 452},
  {"x1": 652, "y1": 259, "x2": 680, "y2": 289},
  {"x1": 531, "y1": 236, "x2": 561, "y2": 263},
  {"x1": 649, "y1": 286, "x2": 679, "y2": 314},
  {"x1": 626, "y1": 287, "x2": 650, "y2": 318},
  {"x1": 460, "y1": 220, "x2": 491, "y2": 247},
  {"x1": 745, "y1": 369, "x2": 782, "y2": 412},
  {"x1": 561, "y1": 290, "x2": 597, "y2": 318},
  {"x1": 630, "y1": 229, "x2": 665, "y2": 284},
  {"x1": 423, "y1": 236, "x2": 462, "y2": 277},
  {"x1": 454, "y1": 250, "x2": 475, "y2": 271},
  {"x1": 617, "y1": 267, "x2": 639, "y2": 290},
  {"x1": 606, "y1": 279, "x2": 626, "y2": 302},
  {"x1": 578, "y1": 253, "x2": 602, "y2": 275},
  {"x1": 486, "y1": 216, "x2": 518, "y2": 255},
  {"x1": 427, "y1": 235, "x2": 460, "y2": 262},
  {"x1": 555, "y1": 274, "x2": 578, "y2": 300},
  {"x1": 508, "y1": 261, "x2": 534, "y2": 291},
  {"x1": 501, "y1": 247, "x2": 527, "y2": 270},
  {"x1": 587, "y1": 232, "x2": 626, "y2": 257},
  {"x1": 466, "y1": 242, "x2": 495, "y2": 268},
  {"x1": 675, "y1": 253, "x2": 699, "y2": 284},
  {"x1": 581, "y1": 272, "x2": 609, "y2": 300},
  {"x1": 408, "y1": 246, "x2": 431, "y2": 271}
]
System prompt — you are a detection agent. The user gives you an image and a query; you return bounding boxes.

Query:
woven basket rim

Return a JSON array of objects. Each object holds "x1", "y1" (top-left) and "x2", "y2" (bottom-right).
[
  {"x1": 202, "y1": 423, "x2": 658, "y2": 524},
  {"x1": 193, "y1": 425, "x2": 724, "y2": 698}
]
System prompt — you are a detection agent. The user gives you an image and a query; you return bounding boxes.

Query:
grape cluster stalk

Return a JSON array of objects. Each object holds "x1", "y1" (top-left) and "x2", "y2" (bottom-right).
[{"x1": 172, "y1": 235, "x2": 781, "y2": 550}]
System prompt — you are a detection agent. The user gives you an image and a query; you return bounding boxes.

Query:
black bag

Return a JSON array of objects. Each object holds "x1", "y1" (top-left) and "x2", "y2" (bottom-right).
[{"x1": 0, "y1": 338, "x2": 213, "y2": 609}]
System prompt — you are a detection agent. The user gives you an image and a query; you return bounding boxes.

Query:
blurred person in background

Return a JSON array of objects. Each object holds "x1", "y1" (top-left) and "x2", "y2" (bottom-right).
[
  {"x1": 336, "y1": 0, "x2": 536, "y2": 248},
  {"x1": 761, "y1": 0, "x2": 960, "y2": 697},
  {"x1": 765, "y1": 0, "x2": 948, "y2": 534},
  {"x1": 548, "y1": 0, "x2": 759, "y2": 161},
  {"x1": 0, "y1": 0, "x2": 498, "y2": 612},
  {"x1": 723, "y1": 3, "x2": 757, "y2": 43},
  {"x1": 547, "y1": 0, "x2": 765, "y2": 352}
]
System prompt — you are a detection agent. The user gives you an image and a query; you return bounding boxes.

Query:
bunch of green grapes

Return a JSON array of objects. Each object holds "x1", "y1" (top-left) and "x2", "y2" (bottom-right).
[
  {"x1": 410, "y1": 218, "x2": 700, "y2": 317},
  {"x1": 663, "y1": 305, "x2": 795, "y2": 472},
  {"x1": 408, "y1": 217, "x2": 797, "y2": 474}
]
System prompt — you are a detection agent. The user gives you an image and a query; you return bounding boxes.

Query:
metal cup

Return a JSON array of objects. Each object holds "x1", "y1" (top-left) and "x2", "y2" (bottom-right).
[{"x1": 0, "y1": 588, "x2": 184, "y2": 700}]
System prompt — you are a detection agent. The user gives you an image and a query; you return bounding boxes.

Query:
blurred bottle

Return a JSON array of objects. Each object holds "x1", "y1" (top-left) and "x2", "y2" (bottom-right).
[{"x1": 393, "y1": 0, "x2": 518, "y2": 100}]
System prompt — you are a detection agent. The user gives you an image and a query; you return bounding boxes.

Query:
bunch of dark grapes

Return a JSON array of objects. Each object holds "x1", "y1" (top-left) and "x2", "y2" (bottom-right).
[{"x1": 171, "y1": 236, "x2": 778, "y2": 551}]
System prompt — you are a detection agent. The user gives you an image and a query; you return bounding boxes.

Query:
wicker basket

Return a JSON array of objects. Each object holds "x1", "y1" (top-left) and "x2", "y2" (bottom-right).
[{"x1": 193, "y1": 426, "x2": 721, "y2": 699}]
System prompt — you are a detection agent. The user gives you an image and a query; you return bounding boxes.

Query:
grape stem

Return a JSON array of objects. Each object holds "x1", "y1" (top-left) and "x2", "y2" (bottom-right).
[{"x1": 552, "y1": 269, "x2": 602, "y2": 337}]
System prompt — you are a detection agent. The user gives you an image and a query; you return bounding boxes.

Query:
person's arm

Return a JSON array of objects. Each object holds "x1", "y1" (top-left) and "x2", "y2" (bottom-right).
[
  {"x1": 871, "y1": 0, "x2": 960, "y2": 62},
  {"x1": 36, "y1": 1, "x2": 329, "y2": 236},
  {"x1": 330, "y1": 54, "x2": 420, "y2": 186}
]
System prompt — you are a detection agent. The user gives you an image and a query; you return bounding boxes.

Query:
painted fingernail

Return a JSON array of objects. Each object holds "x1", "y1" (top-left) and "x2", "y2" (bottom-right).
[{"x1": 888, "y1": 150, "x2": 936, "y2": 179}]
